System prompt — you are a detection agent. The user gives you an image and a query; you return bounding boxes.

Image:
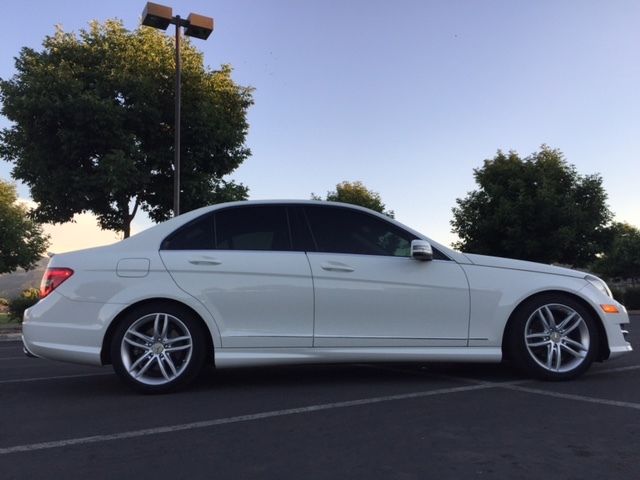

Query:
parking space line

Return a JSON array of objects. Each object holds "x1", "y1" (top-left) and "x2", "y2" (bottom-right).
[
  {"x1": 0, "y1": 372, "x2": 112, "y2": 385},
  {"x1": 503, "y1": 384, "x2": 640, "y2": 411},
  {"x1": 0, "y1": 382, "x2": 496, "y2": 455},
  {"x1": 589, "y1": 364, "x2": 640, "y2": 375},
  {"x1": 0, "y1": 356, "x2": 35, "y2": 361}
]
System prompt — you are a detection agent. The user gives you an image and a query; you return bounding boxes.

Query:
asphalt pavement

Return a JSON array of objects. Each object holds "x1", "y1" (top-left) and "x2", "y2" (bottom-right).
[{"x1": 1, "y1": 315, "x2": 639, "y2": 479}]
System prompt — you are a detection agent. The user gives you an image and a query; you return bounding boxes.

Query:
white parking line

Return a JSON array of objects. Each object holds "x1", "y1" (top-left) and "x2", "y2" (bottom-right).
[
  {"x1": 0, "y1": 356, "x2": 34, "y2": 361},
  {"x1": 0, "y1": 382, "x2": 494, "y2": 455},
  {"x1": 590, "y1": 364, "x2": 640, "y2": 375},
  {"x1": 0, "y1": 372, "x2": 112, "y2": 385},
  {"x1": 504, "y1": 384, "x2": 640, "y2": 410}
]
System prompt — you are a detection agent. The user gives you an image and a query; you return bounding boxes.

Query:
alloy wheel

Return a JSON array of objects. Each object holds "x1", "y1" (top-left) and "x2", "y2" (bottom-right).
[
  {"x1": 524, "y1": 303, "x2": 590, "y2": 373},
  {"x1": 120, "y1": 312, "x2": 193, "y2": 386}
]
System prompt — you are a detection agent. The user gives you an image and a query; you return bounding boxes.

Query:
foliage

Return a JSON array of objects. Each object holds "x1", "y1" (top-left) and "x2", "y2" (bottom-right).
[
  {"x1": 451, "y1": 146, "x2": 612, "y2": 267},
  {"x1": 0, "y1": 179, "x2": 49, "y2": 274},
  {"x1": 610, "y1": 286, "x2": 640, "y2": 310},
  {"x1": 624, "y1": 287, "x2": 640, "y2": 310},
  {"x1": 0, "y1": 20, "x2": 253, "y2": 237},
  {"x1": 313, "y1": 181, "x2": 394, "y2": 217},
  {"x1": 592, "y1": 222, "x2": 640, "y2": 284},
  {"x1": 8, "y1": 288, "x2": 40, "y2": 321},
  {"x1": 610, "y1": 287, "x2": 625, "y2": 304}
]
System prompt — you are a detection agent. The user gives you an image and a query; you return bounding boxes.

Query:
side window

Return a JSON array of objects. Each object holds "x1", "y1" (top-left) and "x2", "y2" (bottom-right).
[
  {"x1": 161, "y1": 214, "x2": 214, "y2": 250},
  {"x1": 304, "y1": 206, "x2": 415, "y2": 257},
  {"x1": 289, "y1": 206, "x2": 317, "y2": 251},
  {"x1": 215, "y1": 206, "x2": 292, "y2": 251}
]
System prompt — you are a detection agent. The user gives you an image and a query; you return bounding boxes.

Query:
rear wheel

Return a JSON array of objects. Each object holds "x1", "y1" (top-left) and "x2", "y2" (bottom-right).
[
  {"x1": 111, "y1": 303, "x2": 207, "y2": 393},
  {"x1": 508, "y1": 294, "x2": 599, "y2": 380}
]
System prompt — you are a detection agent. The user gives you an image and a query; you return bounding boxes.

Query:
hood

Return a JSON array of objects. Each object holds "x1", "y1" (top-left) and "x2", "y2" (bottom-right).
[{"x1": 462, "y1": 253, "x2": 586, "y2": 279}]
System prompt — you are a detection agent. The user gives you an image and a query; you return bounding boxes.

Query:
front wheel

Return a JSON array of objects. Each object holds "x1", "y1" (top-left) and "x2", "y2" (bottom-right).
[
  {"x1": 507, "y1": 294, "x2": 599, "y2": 380},
  {"x1": 111, "y1": 303, "x2": 207, "y2": 393}
]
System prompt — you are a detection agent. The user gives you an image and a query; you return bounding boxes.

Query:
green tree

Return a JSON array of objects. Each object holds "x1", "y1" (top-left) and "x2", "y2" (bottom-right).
[
  {"x1": 451, "y1": 146, "x2": 612, "y2": 267},
  {"x1": 0, "y1": 179, "x2": 49, "y2": 274},
  {"x1": 0, "y1": 20, "x2": 253, "y2": 238},
  {"x1": 593, "y1": 222, "x2": 640, "y2": 284},
  {"x1": 313, "y1": 181, "x2": 394, "y2": 217}
]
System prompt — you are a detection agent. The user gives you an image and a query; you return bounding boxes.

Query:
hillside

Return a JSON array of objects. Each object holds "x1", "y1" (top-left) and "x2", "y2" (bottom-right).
[{"x1": 0, "y1": 257, "x2": 48, "y2": 300}]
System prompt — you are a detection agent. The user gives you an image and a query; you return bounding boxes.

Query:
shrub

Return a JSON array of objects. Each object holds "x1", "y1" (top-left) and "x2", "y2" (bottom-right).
[
  {"x1": 623, "y1": 287, "x2": 640, "y2": 310},
  {"x1": 610, "y1": 287, "x2": 625, "y2": 304},
  {"x1": 8, "y1": 288, "x2": 40, "y2": 321}
]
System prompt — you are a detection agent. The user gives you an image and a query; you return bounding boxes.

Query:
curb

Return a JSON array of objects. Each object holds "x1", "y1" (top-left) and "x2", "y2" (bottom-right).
[{"x1": 0, "y1": 332, "x2": 22, "y2": 342}]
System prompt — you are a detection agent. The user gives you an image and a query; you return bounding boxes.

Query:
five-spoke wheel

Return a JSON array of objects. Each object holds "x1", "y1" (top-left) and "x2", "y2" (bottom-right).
[
  {"x1": 111, "y1": 303, "x2": 207, "y2": 393},
  {"x1": 508, "y1": 294, "x2": 599, "y2": 380}
]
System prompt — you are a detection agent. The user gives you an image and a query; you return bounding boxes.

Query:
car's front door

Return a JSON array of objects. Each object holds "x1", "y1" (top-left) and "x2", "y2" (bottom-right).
[
  {"x1": 160, "y1": 205, "x2": 314, "y2": 348},
  {"x1": 302, "y1": 205, "x2": 470, "y2": 347}
]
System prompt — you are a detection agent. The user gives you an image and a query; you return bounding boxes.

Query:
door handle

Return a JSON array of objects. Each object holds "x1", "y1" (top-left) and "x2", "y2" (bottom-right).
[
  {"x1": 320, "y1": 262, "x2": 355, "y2": 272},
  {"x1": 188, "y1": 257, "x2": 222, "y2": 266}
]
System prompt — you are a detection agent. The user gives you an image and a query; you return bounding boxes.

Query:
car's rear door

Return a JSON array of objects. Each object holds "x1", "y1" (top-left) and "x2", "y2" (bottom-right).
[{"x1": 160, "y1": 205, "x2": 314, "y2": 347}]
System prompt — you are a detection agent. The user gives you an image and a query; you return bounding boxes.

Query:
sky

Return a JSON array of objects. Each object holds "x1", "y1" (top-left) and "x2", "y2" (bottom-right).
[{"x1": 1, "y1": 0, "x2": 639, "y2": 253}]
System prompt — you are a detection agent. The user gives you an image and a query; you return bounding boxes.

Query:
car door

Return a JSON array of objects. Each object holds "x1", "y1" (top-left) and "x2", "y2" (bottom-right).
[
  {"x1": 159, "y1": 205, "x2": 314, "y2": 347},
  {"x1": 302, "y1": 205, "x2": 470, "y2": 347}
]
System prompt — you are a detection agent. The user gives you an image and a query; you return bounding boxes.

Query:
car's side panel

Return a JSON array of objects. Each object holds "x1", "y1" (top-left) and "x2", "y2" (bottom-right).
[
  {"x1": 160, "y1": 250, "x2": 314, "y2": 347},
  {"x1": 25, "y1": 249, "x2": 225, "y2": 357},
  {"x1": 307, "y1": 254, "x2": 470, "y2": 347},
  {"x1": 462, "y1": 265, "x2": 630, "y2": 353}
]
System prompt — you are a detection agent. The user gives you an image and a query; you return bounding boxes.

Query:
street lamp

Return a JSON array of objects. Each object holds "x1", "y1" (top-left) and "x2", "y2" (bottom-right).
[{"x1": 141, "y1": 2, "x2": 214, "y2": 217}]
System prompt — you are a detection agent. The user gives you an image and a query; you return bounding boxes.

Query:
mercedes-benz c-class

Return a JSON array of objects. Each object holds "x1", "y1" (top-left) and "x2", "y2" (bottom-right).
[{"x1": 23, "y1": 201, "x2": 631, "y2": 392}]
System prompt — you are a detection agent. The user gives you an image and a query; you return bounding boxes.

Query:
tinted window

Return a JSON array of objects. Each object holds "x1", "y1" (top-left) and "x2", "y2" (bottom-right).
[
  {"x1": 304, "y1": 206, "x2": 415, "y2": 257},
  {"x1": 215, "y1": 206, "x2": 291, "y2": 251},
  {"x1": 161, "y1": 214, "x2": 214, "y2": 250},
  {"x1": 289, "y1": 206, "x2": 317, "y2": 251}
]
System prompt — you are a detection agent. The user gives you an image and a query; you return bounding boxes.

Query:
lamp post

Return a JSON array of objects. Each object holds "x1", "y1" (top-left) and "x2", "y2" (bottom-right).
[{"x1": 141, "y1": 2, "x2": 214, "y2": 217}]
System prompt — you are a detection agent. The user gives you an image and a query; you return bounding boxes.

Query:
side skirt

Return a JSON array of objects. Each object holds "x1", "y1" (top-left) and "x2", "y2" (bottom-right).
[{"x1": 214, "y1": 347, "x2": 502, "y2": 369}]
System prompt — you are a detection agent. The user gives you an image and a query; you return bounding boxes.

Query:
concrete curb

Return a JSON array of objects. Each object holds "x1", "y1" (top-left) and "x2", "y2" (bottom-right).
[{"x1": 0, "y1": 332, "x2": 22, "y2": 342}]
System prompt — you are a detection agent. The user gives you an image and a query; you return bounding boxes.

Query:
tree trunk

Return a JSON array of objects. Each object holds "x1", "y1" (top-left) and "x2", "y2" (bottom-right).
[{"x1": 122, "y1": 198, "x2": 139, "y2": 239}]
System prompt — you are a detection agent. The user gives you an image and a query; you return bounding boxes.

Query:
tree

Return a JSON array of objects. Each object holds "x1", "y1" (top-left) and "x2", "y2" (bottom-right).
[
  {"x1": 0, "y1": 20, "x2": 253, "y2": 238},
  {"x1": 0, "y1": 179, "x2": 49, "y2": 274},
  {"x1": 312, "y1": 181, "x2": 394, "y2": 217},
  {"x1": 593, "y1": 222, "x2": 640, "y2": 284},
  {"x1": 451, "y1": 146, "x2": 612, "y2": 267}
]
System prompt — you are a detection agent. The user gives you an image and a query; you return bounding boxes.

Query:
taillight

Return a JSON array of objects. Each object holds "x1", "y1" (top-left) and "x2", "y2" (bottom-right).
[{"x1": 40, "y1": 268, "x2": 74, "y2": 298}]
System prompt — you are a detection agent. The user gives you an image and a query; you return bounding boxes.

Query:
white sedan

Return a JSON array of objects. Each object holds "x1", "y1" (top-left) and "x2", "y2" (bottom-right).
[{"x1": 23, "y1": 201, "x2": 631, "y2": 393}]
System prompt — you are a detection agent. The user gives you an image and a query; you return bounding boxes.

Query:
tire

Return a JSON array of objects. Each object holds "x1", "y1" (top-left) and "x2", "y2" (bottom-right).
[
  {"x1": 111, "y1": 302, "x2": 207, "y2": 393},
  {"x1": 507, "y1": 293, "x2": 599, "y2": 381}
]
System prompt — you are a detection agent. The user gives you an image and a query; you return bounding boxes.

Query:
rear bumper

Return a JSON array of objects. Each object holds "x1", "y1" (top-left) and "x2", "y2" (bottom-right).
[
  {"x1": 22, "y1": 291, "x2": 120, "y2": 366},
  {"x1": 22, "y1": 340, "x2": 38, "y2": 358}
]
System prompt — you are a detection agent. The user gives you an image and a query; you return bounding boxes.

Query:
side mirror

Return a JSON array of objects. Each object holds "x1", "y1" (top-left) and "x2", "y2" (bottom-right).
[{"x1": 411, "y1": 240, "x2": 433, "y2": 261}]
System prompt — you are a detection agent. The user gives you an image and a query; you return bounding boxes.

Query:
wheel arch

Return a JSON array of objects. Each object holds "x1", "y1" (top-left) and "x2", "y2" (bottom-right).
[
  {"x1": 501, "y1": 289, "x2": 609, "y2": 362},
  {"x1": 100, "y1": 298, "x2": 215, "y2": 366}
]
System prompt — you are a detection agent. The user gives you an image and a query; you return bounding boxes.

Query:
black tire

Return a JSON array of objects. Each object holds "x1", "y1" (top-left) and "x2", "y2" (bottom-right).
[
  {"x1": 111, "y1": 302, "x2": 208, "y2": 393},
  {"x1": 507, "y1": 293, "x2": 599, "y2": 381}
]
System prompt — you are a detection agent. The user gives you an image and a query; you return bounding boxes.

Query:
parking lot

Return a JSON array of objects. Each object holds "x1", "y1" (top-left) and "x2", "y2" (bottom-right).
[{"x1": 0, "y1": 315, "x2": 638, "y2": 479}]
